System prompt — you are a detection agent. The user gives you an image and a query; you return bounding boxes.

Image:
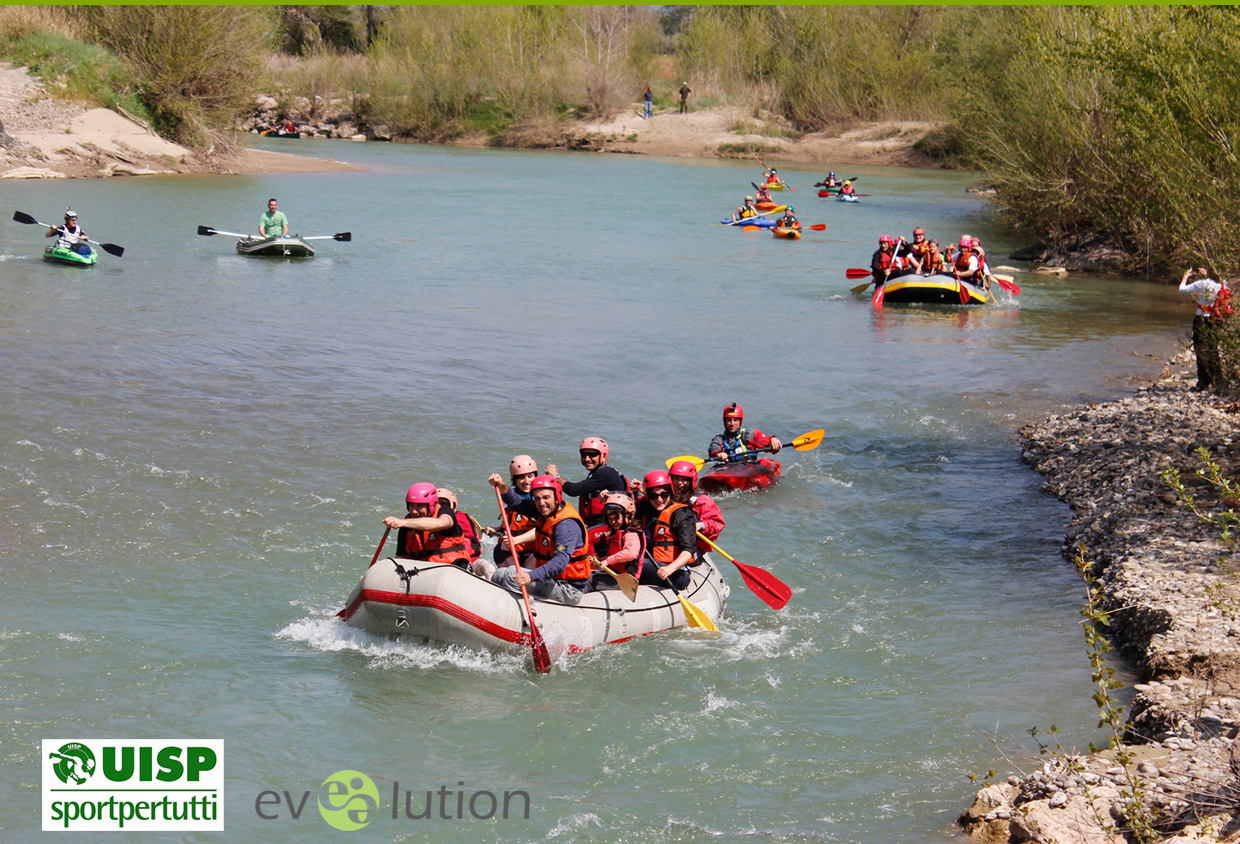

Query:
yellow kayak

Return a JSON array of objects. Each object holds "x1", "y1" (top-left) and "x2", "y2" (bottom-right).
[{"x1": 765, "y1": 181, "x2": 786, "y2": 192}]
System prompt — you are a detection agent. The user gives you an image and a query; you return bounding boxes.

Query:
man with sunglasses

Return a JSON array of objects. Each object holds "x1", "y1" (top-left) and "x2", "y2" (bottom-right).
[
  {"x1": 637, "y1": 470, "x2": 696, "y2": 591},
  {"x1": 487, "y1": 473, "x2": 590, "y2": 605},
  {"x1": 546, "y1": 437, "x2": 630, "y2": 528}
]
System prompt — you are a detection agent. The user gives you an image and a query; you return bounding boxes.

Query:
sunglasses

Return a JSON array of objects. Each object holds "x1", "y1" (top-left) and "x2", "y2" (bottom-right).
[
  {"x1": 647, "y1": 489, "x2": 671, "y2": 500},
  {"x1": 579, "y1": 450, "x2": 601, "y2": 459}
]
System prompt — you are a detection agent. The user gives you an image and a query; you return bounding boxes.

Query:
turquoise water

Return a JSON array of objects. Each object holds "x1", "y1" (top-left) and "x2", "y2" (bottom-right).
[{"x1": 0, "y1": 140, "x2": 1192, "y2": 843}]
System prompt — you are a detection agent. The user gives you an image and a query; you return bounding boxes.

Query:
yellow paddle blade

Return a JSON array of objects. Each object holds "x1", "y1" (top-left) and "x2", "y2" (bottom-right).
[
  {"x1": 678, "y1": 593, "x2": 718, "y2": 631},
  {"x1": 665, "y1": 455, "x2": 706, "y2": 471},
  {"x1": 790, "y1": 429, "x2": 825, "y2": 451},
  {"x1": 850, "y1": 281, "x2": 871, "y2": 295},
  {"x1": 598, "y1": 562, "x2": 639, "y2": 603}
]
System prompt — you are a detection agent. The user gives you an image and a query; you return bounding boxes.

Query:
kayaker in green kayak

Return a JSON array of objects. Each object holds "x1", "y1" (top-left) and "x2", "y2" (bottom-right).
[
  {"x1": 45, "y1": 208, "x2": 90, "y2": 254},
  {"x1": 259, "y1": 198, "x2": 289, "y2": 239}
]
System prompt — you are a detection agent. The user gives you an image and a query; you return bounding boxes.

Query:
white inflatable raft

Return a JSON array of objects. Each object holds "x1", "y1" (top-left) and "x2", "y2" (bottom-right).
[{"x1": 338, "y1": 555, "x2": 730, "y2": 659}]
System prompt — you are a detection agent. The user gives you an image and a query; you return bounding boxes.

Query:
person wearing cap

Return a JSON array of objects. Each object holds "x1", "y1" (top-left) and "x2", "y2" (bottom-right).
[
  {"x1": 488, "y1": 472, "x2": 591, "y2": 605},
  {"x1": 708, "y1": 402, "x2": 782, "y2": 463},
  {"x1": 678, "y1": 81, "x2": 692, "y2": 114},
  {"x1": 840, "y1": 179, "x2": 856, "y2": 197},
  {"x1": 259, "y1": 197, "x2": 289, "y2": 239},
  {"x1": 1180, "y1": 267, "x2": 1231, "y2": 392},
  {"x1": 637, "y1": 471, "x2": 697, "y2": 591},
  {"x1": 733, "y1": 195, "x2": 758, "y2": 223},
  {"x1": 46, "y1": 208, "x2": 89, "y2": 253},
  {"x1": 668, "y1": 460, "x2": 725, "y2": 558},
  {"x1": 382, "y1": 482, "x2": 471, "y2": 568},
  {"x1": 546, "y1": 437, "x2": 630, "y2": 528}
]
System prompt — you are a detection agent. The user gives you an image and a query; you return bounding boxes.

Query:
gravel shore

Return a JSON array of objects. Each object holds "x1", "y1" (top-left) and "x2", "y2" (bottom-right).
[{"x1": 961, "y1": 356, "x2": 1240, "y2": 843}]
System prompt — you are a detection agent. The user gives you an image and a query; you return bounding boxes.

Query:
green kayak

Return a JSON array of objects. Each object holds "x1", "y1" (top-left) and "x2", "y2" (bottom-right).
[{"x1": 43, "y1": 244, "x2": 97, "y2": 267}]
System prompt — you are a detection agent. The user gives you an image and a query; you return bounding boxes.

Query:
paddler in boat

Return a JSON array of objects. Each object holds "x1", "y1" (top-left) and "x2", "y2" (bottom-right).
[
  {"x1": 732, "y1": 196, "x2": 758, "y2": 224},
  {"x1": 46, "y1": 208, "x2": 90, "y2": 254},
  {"x1": 777, "y1": 206, "x2": 801, "y2": 232},
  {"x1": 545, "y1": 437, "x2": 630, "y2": 528},
  {"x1": 259, "y1": 197, "x2": 289, "y2": 240},
  {"x1": 487, "y1": 473, "x2": 591, "y2": 605},
  {"x1": 707, "y1": 403, "x2": 782, "y2": 464},
  {"x1": 924, "y1": 240, "x2": 950, "y2": 275},
  {"x1": 755, "y1": 183, "x2": 774, "y2": 205},
  {"x1": 952, "y1": 236, "x2": 985, "y2": 288},
  {"x1": 898, "y1": 227, "x2": 929, "y2": 273},
  {"x1": 637, "y1": 471, "x2": 697, "y2": 591},
  {"x1": 822, "y1": 171, "x2": 840, "y2": 188},
  {"x1": 476, "y1": 454, "x2": 541, "y2": 578},
  {"x1": 839, "y1": 180, "x2": 856, "y2": 197},
  {"x1": 668, "y1": 460, "x2": 725, "y2": 560},
  {"x1": 382, "y1": 482, "x2": 473, "y2": 569},
  {"x1": 588, "y1": 491, "x2": 645, "y2": 590},
  {"x1": 436, "y1": 488, "x2": 482, "y2": 565},
  {"x1": 764, "y1": 167, "x2": 781, "y2": 186},
  {"x1": 970, "y1": 236, "x2": 992, "y2": 292},
  {"x1": 870, "y1": 235, "x2": 903, "y2": 288}
]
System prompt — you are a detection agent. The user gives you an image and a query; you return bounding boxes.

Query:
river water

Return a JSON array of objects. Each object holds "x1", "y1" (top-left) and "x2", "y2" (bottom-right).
[{"x1": 0, "y1": 140, "x2": 1193, "y2": 843}]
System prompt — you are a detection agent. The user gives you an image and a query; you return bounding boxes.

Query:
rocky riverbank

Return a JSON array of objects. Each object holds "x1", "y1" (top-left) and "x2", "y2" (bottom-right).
[{"x1": 960, "y1": 356, "x2": 1240, "y2": 843}]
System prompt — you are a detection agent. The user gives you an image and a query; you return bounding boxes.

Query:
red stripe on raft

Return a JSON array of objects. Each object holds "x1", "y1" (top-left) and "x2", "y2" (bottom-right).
[{"x1": 348, "y1": 588, "x2": 525, "y2": 643}]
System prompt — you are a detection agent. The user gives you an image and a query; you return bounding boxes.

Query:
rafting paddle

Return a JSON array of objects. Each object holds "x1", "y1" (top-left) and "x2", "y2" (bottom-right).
[
  {"x1": 495, "y1": 486, "x2": 553, "y2": 674},
  {"x1": 367, "y1": 526, "x2": 391, "y2": 568},
  {"x1": 302, "y1": 232, "x2": 352, "y2": 242},
  {"x1": 666, "y1": 429, "x2": 826, "y2": 472},
  {"x1": 669, "y1": 579, "x2": 717, "y2": 631},
  {"x1": 990, "y1": 273, "x2": 1021, "y2": 295},
  {"x1": 695, "y1": 533, "x2": 791, "y2": 610},
  {"x1": 197, "y1": 225, "x2": 252, "y2": 238},
  {"x1": 14, "y1": 211, "x2": 124, "y2": 256},
  {"x1": 594, "y1": 559, "x2": 638, "y2": 602}
]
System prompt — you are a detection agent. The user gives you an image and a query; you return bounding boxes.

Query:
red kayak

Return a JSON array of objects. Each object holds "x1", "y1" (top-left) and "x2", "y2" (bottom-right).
[{"x1": 697, "y1": 458, "x2": 782, "y2": 493}]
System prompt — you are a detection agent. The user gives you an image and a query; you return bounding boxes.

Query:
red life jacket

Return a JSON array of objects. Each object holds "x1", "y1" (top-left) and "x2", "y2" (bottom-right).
[
  {"x1": 533, "y1": 502, "x2": 593, "y2": 581},
  {"x1": 400, "y1": 503, "x2": 472, "y2": 566},
  {"x1": 577, "y1": 472, "x2": 629, "y2": 525},
  {"x1": 1207, "y1": 283, "x2": 1235, "y2": 318},
  {"x1": 954, "y1": 251, "x2": 975, "y2": 274},
  {"x1": 876, "y1": 249, "x2": 898, "y2": 274},
  {"x1": 597, "y1": 527, "x2": 647, "y2": 577},
  {"x1": 650, "y1": 501, "x2": 691, "y2": 564},
  {"x1": 456, "y1": 512, "x2": 481, "y2": 561}
]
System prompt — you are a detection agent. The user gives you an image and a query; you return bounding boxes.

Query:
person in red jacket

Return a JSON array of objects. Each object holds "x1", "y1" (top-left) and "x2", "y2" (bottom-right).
[{"x1": 668, "y1": 460, "x2": 724, "y2": 558}]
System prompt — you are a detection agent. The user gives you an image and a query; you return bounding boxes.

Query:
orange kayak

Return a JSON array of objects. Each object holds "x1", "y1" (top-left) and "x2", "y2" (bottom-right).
[{"x1": 772, "y1": 226, "x2": 801, "y2": 240}]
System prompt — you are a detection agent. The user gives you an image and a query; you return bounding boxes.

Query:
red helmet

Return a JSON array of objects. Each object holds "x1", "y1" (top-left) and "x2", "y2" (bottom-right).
[
  {"x1": 579, "y1": 437, "x2": 609, "y2": 462},
  {"x1": 971, "y1": 236, "x2": 982, "y2": 248},
  {"x1": 913, "y1": 228, "x2": 925, "y2": 236},
  {"x1": 668, "y1": 460, "x2": 699, "y2": 486},
  {"x1": 528, "y1": 475, "x2": 563, "y2": 504},
  {"x1": 509, "y1": 454, "x2": 538, "y2": 477},
  {"x1": 959, "y1": 237, "x2": 972, "y2": 250},
  {"x1": 643, "y1": 470, "x2": 673, "y2": 491},
  {"x1": 435, "y1": 488, "x2": 458, "y2": 510},
  {"x1": 879, "y1": 235, "x2": 894, "y2": 245},
  {"x1": 723, "y1": 402, "x2": 743, "y2": 421},
  {"x1": 406, "y1": 482, "x2": 438, "y2": 506}
]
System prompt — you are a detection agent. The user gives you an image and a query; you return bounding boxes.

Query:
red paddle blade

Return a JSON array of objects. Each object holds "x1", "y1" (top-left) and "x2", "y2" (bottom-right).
[
  {"x1": 872, "y1": 283, "x2": 885, "y2": 307},
  {"x1": 730, "y1": 559, "x2": 792, "y2": 610},
  {"x1": 808, "y1": 224, "x2": 827, "y2": 231},
  {"x1": 959, "y1": 281, "x2": 970, "y2": 305},
  {"x1": 845, "y1": 268, "x2": 872, "y2": 279},
  {"x1": 530, "y1": 627, "x2": 553, "y2": 674},
  {"x1": 994, "y1": 277, "x2": 1021, "y2": 295}
]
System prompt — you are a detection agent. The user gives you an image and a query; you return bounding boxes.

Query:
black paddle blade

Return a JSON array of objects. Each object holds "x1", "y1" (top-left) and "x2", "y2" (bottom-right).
[
  {"x1": 196, "y1": 225, "x2": 216, "y2": 236},
  {"x1": 13, "y1": 211, "x2": 38, "y2": 225},
  {"x1": 334, "y1": 232, "x2": 351, "y2": 242},
  {"x1": 100, "y1": 243, "x2": 124, "y2": 258}
]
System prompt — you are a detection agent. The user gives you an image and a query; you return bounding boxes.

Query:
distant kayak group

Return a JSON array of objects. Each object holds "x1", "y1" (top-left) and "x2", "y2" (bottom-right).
[
  {"x1": 721, "y1": 156, "x2": 869, "y2": 241},
  {"x1": 12, "y1": 197, "x2": 350, "y2": 266}
]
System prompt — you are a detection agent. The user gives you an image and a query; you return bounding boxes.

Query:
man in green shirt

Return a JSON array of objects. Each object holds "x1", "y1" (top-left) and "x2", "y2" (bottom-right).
[{"x1": 259, "y1": 198, "x2": 288, "y2": 238}]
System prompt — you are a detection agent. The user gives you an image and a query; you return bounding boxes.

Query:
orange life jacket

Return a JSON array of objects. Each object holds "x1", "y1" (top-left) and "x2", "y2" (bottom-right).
[
  {"x1": 501, "y1": 508, "x2": 537, "y2": 554},
  {"x1": 954, "y1": 251, "x2": 975, "y2": 274},
  {"x1": 533, "y1": 501, "x2": 592, "y2": 581},
  {"x1": 400, "y1": 503, "x2": 472, "y2": 566},
  {"x1": 1207, "y1": 283, "x2": 1234, "y2": 319},
  {"x1": 649, "y1": 501, "x2": 691, "y2": 564}
]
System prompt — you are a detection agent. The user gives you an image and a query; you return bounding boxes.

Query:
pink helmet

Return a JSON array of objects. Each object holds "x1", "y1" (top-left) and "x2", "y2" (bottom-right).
[
  {"x1": 971, "y1": 236, "x2": 982, "y2": 248},
  {"x1": 723, "y1": 402, "x2": 743, "y2": 420},
  {"x1": 579, "y1": 437, "x2": 609, "y2": 462},
  {"x1": 879, "y1": 235, "x2": 894, "y2": 245},
  {"x1": 913, "y1": 227, "x2": 925, "y2": 236},
  {"x1": 668, "y1": 460, "x2": 699, "y2": 486},
  {"x1": 406, "y1": 482, "x2": 438, "y2": 506},
  {"x1": 509, "y1": 454, "x2": 538, "y2": 477},
  {"x1": 528, "y1": 475, "x2": 563, "y2": 505},
  {"x1": 959, "y1": 237, "x2": 973, "y2": 250},
  {"x1": 603, "y1": 492, "x2": 635, "y2": 517},
  {"x1": 436, "y1": 488, "x2": 457, "y2": 509},
  {"x1": 643, "y1": 470, "x2": 673, "y2": 491}
]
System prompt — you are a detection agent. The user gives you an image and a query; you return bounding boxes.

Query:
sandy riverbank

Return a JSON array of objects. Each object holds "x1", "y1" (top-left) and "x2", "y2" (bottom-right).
[
  {"x1": 961, "y1": 355, "x2": 1240, "y2": 844},
  {"x1": 0, "y1": 62, "x2": 358, "y2": 179}
]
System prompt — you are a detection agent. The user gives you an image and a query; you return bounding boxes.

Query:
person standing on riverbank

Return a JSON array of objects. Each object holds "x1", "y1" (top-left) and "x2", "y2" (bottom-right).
[
  {"x1": 643, "y1": 86, "x2": 653, "y2": 119},
  {"x1": 678, "y1": 82, "x2": 691, "y2": 114},
  {"x1": 1180, "y1": 267, "x2": 1231, "y2": 392},
  {"x1": 259, "y1": 198, "x2": 288, "y2": 239}
]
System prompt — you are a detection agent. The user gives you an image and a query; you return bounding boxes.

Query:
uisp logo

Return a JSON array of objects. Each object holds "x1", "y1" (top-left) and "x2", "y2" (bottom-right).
[{"x1": 42, "y1": 739, "x2": 224, "y2": 832}]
